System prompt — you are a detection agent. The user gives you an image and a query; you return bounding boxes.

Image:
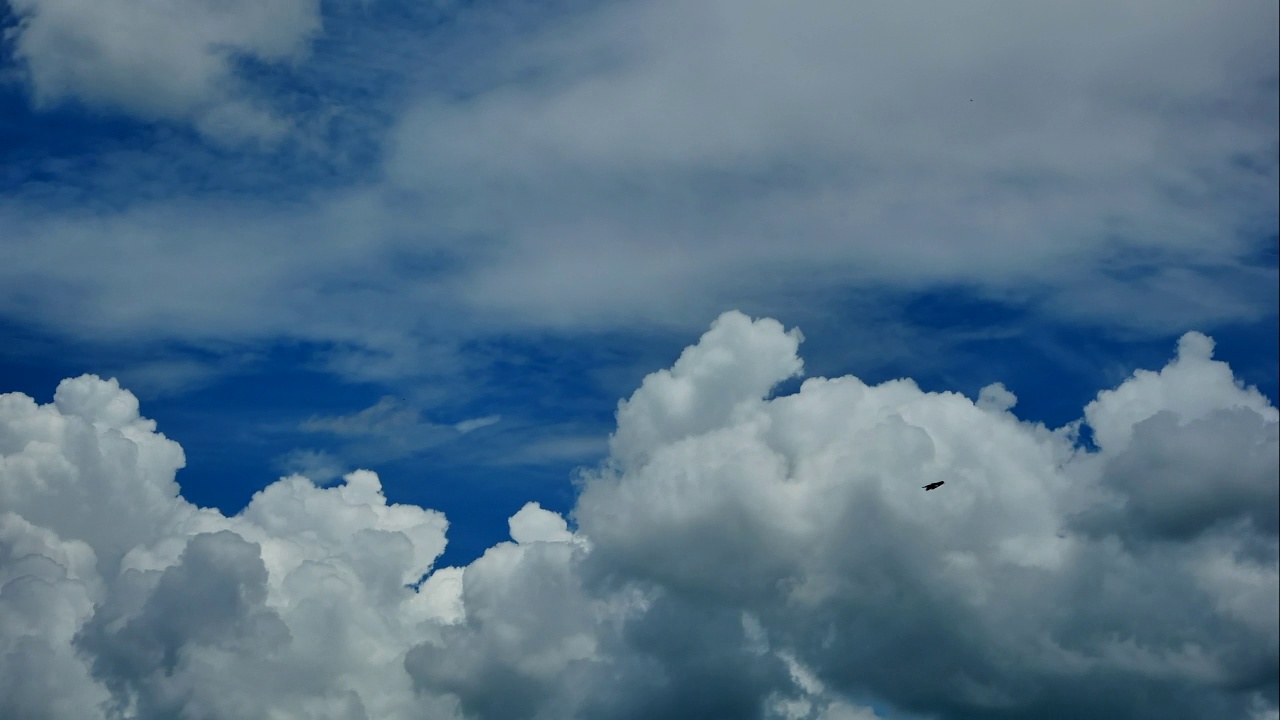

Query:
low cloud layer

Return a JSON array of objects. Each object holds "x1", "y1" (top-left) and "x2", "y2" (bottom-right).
[{"x1": 2, "y1": 312, "x2": 1276, "y2": 718}]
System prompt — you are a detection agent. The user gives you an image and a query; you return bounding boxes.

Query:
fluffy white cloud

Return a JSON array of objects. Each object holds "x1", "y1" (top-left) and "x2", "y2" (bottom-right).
[
  {"x1": 1076, "y1": 332, "x2": 1279, "y2": 541},
  {"x1": 6, "y1": 0, "x2": 321, "y2": 142},
  {"x1": 0, "y1": 375, "x2": 452, "y2": 719},
  {"x1": 414, "y1": 311, "x2": 1276, "y2": 718},
  {"x1": 1, "y1": 312, "x2": 1276, "y2": 718},
  {"x1": 570, "y1": 313, "x2": 1277, "y2": 718},
  {"x1": 0, "y1": 513, "x2": 108, "y2": 720},
  {"x1": 509, "y1": 502, "x2": 574, "y2": 545}
]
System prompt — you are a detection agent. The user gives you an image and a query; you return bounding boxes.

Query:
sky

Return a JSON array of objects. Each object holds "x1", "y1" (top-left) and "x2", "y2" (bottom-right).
[{"x1": 0, "y1": 1, "x2": 1277, "y2": 719}]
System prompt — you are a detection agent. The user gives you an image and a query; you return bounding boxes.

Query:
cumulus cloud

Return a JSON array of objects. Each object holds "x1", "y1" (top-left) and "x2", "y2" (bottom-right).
[
  {"x1": 5, "y1": 0, "x2": 322, "y2": 142},
  {"x1": 1, "y1": 312, "x2": 1277, "y2": 718},
  {"x1": 570, "y1": 314, "x2": 1278, "y2": 719},
  {"x1": 1077, "y1": 332, "x2": 1280, "y2": 541},
  {"x1": 0, "y1": 376, "x2": 451, "y2": 719}
]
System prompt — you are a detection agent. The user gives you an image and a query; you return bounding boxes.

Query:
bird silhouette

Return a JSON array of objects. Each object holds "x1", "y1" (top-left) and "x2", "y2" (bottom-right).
[{"x1": 922, "y1": 481, "x2": 945, "y2": 491}]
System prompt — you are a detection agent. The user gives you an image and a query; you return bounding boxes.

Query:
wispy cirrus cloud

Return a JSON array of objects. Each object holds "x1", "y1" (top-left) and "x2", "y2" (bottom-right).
[{"x1": 301, "y1": 395, "x2": 502, "y2": 463}]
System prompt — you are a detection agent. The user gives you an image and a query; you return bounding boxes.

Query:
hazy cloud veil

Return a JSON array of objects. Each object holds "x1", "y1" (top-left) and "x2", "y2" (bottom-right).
[{"x1": 2, "y1": 312, "x2": 1276, "y2": 719}]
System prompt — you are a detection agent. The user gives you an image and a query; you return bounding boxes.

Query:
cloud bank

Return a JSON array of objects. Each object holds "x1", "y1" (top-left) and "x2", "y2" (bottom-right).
[
  {"x1": 390, "y1": 0, "x2": 1279, "y2": 333},
  {"x1": 2, "y1": 0, "x2": 1275, "y2": 385},
  {"x1": 2, "y1": 312, "x2": 1276, "y2": 718}
]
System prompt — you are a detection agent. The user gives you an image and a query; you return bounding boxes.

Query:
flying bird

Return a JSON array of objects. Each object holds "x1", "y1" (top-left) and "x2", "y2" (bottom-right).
[{"x1": 922, "y1": 481, "x2": 945, "y2": 491}]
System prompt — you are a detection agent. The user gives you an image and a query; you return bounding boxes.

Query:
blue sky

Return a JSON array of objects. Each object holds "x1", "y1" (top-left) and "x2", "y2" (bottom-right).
[{"x1": 1, "y1": 1, "x2": 1277, "y2": 718}]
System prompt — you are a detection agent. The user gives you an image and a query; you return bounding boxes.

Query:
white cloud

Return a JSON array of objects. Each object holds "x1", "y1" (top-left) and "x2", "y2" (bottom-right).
[
  {"x1": 1, "y1": 312, "x2": 1277, "y2": 718},
  {"x1": 496, "y1": 433, "x2": 610, "y2": 466},
  {"x1": 0, "y1": 512, "x2": 108, "y2": 720},
  {"x1": 508, "y1": 502, "x2": 573, "y2": 545},
  {"x1": 386, "y1": 0, "x2": 1277, "y2": 332},
  {"x1": 302, "y1": 396, "x2": 425, "y2": 437},
  {"x1": 6, "y1": 0, "x2": 321, "y2": 142},
  {"x1": 276, "y1": 448, "x2": 346, "y2": 486},
  {"x1": 1, "y1": 0, "x2": 1274, "y2": 378},
  {"x1": 455, "y1": 415, "x2": 501, "y2": 434},
  {"x1": 1084, "y1": 331, "x2": 1277, "y2": 452},
  {"x1": 301, "y1": 397, "x2": 503, "y2": 464},
  {"x1": 0, "y1": 0, "x2": 1264, "y2": 376},
  {"x1": 0, "y1": 375, "x2": 453, "y2": 719},
  {"x1": 106, "y1": 355, "x2": 254, "y2": 399},
  {"x1": 977, "y1": 382, "x2": 1018, "y2": 412}
]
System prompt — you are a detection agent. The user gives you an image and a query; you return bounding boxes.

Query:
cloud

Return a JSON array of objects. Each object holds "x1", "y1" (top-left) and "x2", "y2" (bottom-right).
[
  {"x1": 627, "y1": 314, "x2": 1274, "y2": 714},
  {"x1": 387, "y1": 0, "x2": 1278, "y2": 333},
  {"x1": 276, "y1": 448, "x2": 346, "y2": 486},
  {"x1": 1, "y1": 375, "x2": 452, "y2": 719},
  {"x1": 0, "y1": 513, "x2": 108, "y2": 719},
  {"x1": 455, "y1": 415, "x2": 502, "y2": 434},
  {"x1": 496, "y1": 433, "x2": 610, "y2": 467},
  {"x1": 6, "y1": 0, "x2": 322, "y2": 142},
  {"x1": 106, "y1": 352, "x2": 260, "y2": 399},
  {"x1": 2, "y1": 0, "x2": 1275, "y2": 389},
  {"x1": 1076, "y1": 332, "x2": 1280, "y2": 541},
  {"x1": 416, "y1": 311, "x2": 1278, "y2": 718},
  {"x1": 302, "y1": 396, "x2": 426, "y2": 437},
  {"x1": 508, "y1": 502, "x2": 573, "y2": 545},
  {"x1": 1, "y1": 312, "x2": 1277, "y2": 718},
  {"x1": 301, "y1": 396, "x2": 503, "y2": 463}
]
